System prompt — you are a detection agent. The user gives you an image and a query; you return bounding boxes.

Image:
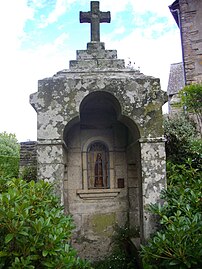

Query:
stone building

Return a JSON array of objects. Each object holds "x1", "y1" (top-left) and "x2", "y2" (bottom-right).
[
  {"x1": 30, "y1": 1, "x2": 167, "y2": 261},
  {"x1": 169, "y1": 0, "x2": 202, "y2": 85},
  {"x1": 168, "y1": 0, "x2": 202, "y2": 113},
  {"x1": 167, "y1": 62, "x2": 185, "y2": 114}
]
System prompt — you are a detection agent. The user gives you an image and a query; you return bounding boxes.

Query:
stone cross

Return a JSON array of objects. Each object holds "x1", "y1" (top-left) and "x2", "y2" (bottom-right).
[{"x1": 80, "y1": 1, "x2": 111, "y2": 42}]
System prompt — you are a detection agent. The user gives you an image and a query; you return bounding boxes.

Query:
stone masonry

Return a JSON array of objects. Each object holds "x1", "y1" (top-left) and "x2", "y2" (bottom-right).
[
  {"x1": 30, "y1": 1, "x2": 167, "y2": 261},
  {"x1": 170, "y1": 0, "x2": 202, "y2": 85},
  {"x1": 180, "y1": 0, "x2": 202, "y2": 84}
]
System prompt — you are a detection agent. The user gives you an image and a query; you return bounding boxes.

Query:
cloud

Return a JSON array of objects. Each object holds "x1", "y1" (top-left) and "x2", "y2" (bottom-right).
[
  {"x1": 99, "y1": 0, "x2": 131, "y2": 17},
  {"x1": 130, "y1": 0, "x2": 175, "y2": 19},
  {"x1": 38, "y1": 0, "x2": 77, "y2": 28},
  {"x1": 0, "y1": 0, "x2": 34, "y2": 52},
  {"x1": 104, "y1": 24, "x2": 182, "y2": 91}
]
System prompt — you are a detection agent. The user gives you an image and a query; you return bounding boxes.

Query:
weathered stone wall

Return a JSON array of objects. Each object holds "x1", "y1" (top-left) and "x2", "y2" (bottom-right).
[
  {"x1": 19, "y1": 141, "x2": 37, "y2": 179},
  {"x1": 180, "y1": 0, "x2": 202, "y2": 84},
  {"x1": 167, "y1": 62, "x2": 185, "y2": 114},
  {"x1": 30, "y1": 41, "x2": 167, "y2": 260},
  {"x1": 20, "y1": 141, "x2": 37, "y2": 167}
]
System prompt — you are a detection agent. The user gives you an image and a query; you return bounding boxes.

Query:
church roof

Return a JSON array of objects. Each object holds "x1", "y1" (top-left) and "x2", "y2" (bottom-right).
[
  {"x1": 167, "y1": 62, "x2": 185, "y2": 96},
  {"x1": 169, "y1": 0, "x2": 180, "y2": 27}
]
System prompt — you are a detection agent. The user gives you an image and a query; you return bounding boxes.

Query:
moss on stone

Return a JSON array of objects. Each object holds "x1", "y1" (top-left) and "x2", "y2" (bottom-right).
[
  {"x1": 91, "y1": 213, "x2": 116, "y2": 236},
  {"x1": 144, "y1": 102, "x2": 159, "y2": 115}
]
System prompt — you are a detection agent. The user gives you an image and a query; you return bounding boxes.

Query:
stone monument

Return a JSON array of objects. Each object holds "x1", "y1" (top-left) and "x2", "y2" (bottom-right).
[{"x1": 30, "y1": 1, "x2": 167, "y2": 261}]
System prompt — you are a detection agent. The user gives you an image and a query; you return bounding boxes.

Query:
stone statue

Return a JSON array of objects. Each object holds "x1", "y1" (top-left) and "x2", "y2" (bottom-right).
[{"x1": 94, "y1": 153, "x2": 104, "y2": 187}]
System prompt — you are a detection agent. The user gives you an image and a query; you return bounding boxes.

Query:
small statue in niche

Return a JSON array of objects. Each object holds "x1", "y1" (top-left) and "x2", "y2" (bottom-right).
[{"x1": 94, "y1": 153, "x2": 104, "y2": 187}]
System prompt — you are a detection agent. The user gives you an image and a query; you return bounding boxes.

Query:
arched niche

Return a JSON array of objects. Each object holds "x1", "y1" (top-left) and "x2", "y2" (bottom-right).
[{"x1": 63, "y1": 91, "x2": 142, "y2": 257}]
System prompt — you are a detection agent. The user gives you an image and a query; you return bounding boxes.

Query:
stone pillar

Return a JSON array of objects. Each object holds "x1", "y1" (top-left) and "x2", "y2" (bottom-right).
[
  {"x1": 139, "y1": 137, "x2": 166, "y2": 241},
  {"x1": 37, "y1": 139, "x2": 65, "y2": 198}
]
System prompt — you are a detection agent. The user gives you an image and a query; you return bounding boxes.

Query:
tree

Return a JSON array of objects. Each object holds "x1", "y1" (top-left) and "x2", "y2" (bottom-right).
[
  {"x1": 0, "y1": 132, "x2": 20, "y2": 177},
  {"x1": 179, "y1": 84, "x2": 202, "y2": 136},
  {"x1": 0, "y1": 132, "x2": 20, "y2": 157}
]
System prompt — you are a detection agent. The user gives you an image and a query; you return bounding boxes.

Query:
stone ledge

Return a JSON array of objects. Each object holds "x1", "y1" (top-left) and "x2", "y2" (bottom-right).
[
  {"x1": 69, "y1": 59, "x2": 125, "y2": 70},
  {"x1": 139, "y1": 137, "x2": 166, "y2": 143},
  {"x1": 76, "y1": 189, "x2": 121, "y2": 200},
  {"x1": 76, "y1": 49, "x2": 118, "y2": 60}
]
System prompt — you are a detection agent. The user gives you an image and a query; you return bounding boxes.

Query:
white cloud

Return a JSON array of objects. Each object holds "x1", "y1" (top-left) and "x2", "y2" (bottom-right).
[
  {"x1": 99, "y1": 0, "x2": 130, "y2": 17},
  {"x1": 0, "y1": 0, "x2": 34, "y2": 52},
  {"x1": 104, "y1": 24, "x2": 182, "y2": 91},
  {"x1": 130, "y1": 0, "x2": 174, "y2": 19},
  {"x1": 38, "y1": 0, "x2": 77, "y2": 28}
]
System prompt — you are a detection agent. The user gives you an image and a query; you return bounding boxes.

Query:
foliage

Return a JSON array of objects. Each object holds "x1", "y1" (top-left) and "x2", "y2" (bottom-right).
[
  {"x1": 0, "y1": 132, "x2": 20, "y2": 178},
  {"x1": 21, "y1": 165, "x2": 37, "y2": 182},
  {"x1": 164, "y1": 114, "x2": 197, "y2": 163},
  {"x1": 0, "y1": 132, "x2": 20, "y2": 157},
  {"x1": 179, "y1": 84, "x2": 202, "y2": 135},
  {"x1": 141, "y1": 112, "x2": 202, "y2": 268},
  {"x1": 0, "y1": 177, "x2": 91, "y2": 269},
  {"x1": 141, "y1": 159, "x2": 202, "y2": 269},
  {"x1": 93, "y1": 225, "x2": 141, "y2": 269},
  {"x1": 0, "y1": 155, "x2": 19, "y2": 178}
]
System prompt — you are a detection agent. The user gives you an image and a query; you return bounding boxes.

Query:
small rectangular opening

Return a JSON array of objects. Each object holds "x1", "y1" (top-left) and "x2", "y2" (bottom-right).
[{"x1": 118, "y1": 178, "x2": 124, "y2": 188}]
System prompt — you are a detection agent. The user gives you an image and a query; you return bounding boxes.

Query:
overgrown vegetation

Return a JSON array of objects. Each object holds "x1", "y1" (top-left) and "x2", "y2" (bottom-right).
[
  {"x1": 0, "y1": 177, "x2": 91, "y2": 269},
  {"x1": 141, "y1": 113, "x2": 202, "y2": 269}
]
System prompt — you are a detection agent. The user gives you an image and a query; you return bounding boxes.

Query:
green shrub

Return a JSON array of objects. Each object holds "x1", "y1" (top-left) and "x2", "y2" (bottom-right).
[
  {"x1": 21, "y1": 165, "x2": 37, "y2": 182},
  {"x1": 164, "y1": 114, "x2": 197, "y2": 162},
  {"x1": 179, "y1": 84, "x2": 202, "y2": 136},
  {"x1": 0, "y1": 132, "x2": 19, "y2": 157},
  {"x1": 0, "y1": 177, "x2": 91, "y2": 269},
  {"x1": 141, "y1": 160, "x2": 202, "y2": 269},
  {"x1": 0, "y1": 155, "x2": 19, "y2": 178},
  {"x1": 0, "y1": 132, "x2": 20, "y2": 178}
]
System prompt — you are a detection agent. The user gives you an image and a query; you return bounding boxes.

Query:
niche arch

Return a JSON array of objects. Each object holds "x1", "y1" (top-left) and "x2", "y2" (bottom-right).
[{"x1": 63, "y1": 90, "x2": 142, "y2": 233}]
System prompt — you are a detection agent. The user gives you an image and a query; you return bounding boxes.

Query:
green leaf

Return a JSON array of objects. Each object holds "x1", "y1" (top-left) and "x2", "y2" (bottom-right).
[
  {"x1": 42, "y1": 261, "x2": 55, "y2": 267},
  {"x1": 169, "y1": 260, "x2": 180, "y2": 266},
  {"x1": 5, "y1": 233, "x2": 14, "y2": 243},
  {"x1": 19, "y1": 231, "x2": 29, "y2": 236},
  {"x1": 0, "y1": 251, "x2": 8, "y2": 257},
  {"x1": 42, "y1": 250, "x2": 49, "y2": 257}
]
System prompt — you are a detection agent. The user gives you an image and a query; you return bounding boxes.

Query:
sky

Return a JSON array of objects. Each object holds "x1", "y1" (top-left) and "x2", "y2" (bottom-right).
[{"x1": 0, "y1": 0, "x2": 182, "y2": 142}]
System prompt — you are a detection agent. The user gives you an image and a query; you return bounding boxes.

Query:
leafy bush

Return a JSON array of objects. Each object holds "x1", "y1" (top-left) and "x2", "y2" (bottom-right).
[
  {"x1": 164, "y1": 114, "x2": 197, "y2": 162},
  {"x1": 179, "y1": 84, "x2": 202, "y2": 136},
  {"x1": 0, "y1": 132, "x2": 20, "y2": 178},
  {"x1": 0, "y1": 132, "x2": 20, "y2": 157},
  {"x1": 141, "y1": 160, "x2": 202, "y2": 269},
  {"x1": 0, "y1": 177, "x2": 91, "y2": 269},
  {"x1": 0, "y1": 155, "x2": 19, "y2": 178},
  {"x1": 141, "y1": 92, "x2": 202, "y2": 268},
  {"x1": 21, "y1": 165, "x2": 37, "y2": 182}
]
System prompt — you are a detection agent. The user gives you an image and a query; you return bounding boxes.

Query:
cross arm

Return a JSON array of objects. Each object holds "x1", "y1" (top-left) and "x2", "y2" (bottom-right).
[
  {"x1": 100, "y1": 11, "x2": 111, "y2": 23},
  {"x1": 80, "y1": 11, "x2": 91, "y2": 23}
]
